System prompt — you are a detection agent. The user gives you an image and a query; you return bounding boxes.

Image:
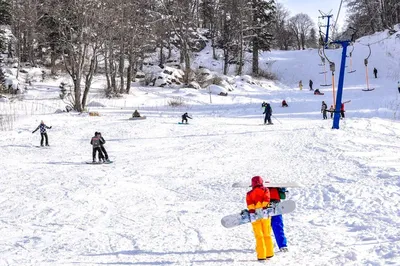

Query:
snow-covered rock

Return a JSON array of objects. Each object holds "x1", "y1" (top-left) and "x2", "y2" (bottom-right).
[
  {"x1": 87, "y1": 101, "x2": 106, "y2": 107},
  {"x1": 208, "y1": 84, "x2": 228, "y2": 96}
]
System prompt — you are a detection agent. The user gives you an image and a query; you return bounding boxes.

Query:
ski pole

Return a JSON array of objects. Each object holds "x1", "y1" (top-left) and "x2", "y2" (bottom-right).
[{"x1": 272, "y1": 114, "x2": 282, "y2": 124}]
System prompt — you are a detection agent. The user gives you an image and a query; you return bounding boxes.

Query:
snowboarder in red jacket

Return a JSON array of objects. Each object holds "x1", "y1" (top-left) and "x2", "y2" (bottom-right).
[{"x1": 246, "y1": 176, "x2": 274, "y2": 260}]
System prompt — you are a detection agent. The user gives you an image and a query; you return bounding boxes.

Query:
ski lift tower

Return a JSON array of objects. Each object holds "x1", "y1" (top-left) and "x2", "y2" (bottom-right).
[{"x1": 319, "y1": 10, "x2": 334, "y2": 49}]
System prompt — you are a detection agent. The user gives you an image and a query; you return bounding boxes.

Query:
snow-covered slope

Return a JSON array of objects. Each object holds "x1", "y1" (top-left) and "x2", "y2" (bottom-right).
[{"x1": 0, "y1": 27, "x2": 400, "y2": 266}]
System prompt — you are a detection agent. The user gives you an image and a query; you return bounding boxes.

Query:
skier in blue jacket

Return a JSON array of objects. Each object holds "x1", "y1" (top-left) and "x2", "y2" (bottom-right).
[{"x1": 32, "y1": 120, "x2": 52, "y2": 146}]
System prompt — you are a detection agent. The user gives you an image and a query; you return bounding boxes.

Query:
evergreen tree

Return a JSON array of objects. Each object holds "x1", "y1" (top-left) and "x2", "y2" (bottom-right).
[
  {"x1": 307, "y1": 28, "x2": 318, "y2": 48},
  {"x1": 250, "y1": 0, "x2": 276, "y2": 75},
  {"x1": 0, "y1": 0, "x2": 11, "y2": 25}
]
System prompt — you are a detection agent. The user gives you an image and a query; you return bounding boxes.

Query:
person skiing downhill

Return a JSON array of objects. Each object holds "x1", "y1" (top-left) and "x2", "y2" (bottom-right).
[
  {"x1": 267, "y1": 185, "x2": 289, "y2": 252},
  {"x1": 32, "y1": 120, "x2": 52, "y2": 146},
  {"x1": 299, "y1": 80, "x2": 303, "y2": 90},
  {"x1": 246, "y1": 176, "x2": 274, "y2": 261},
  {"x1": 397, "y1": 81, "x2": 400, "y2": 93},
  {"x1": 98, "y1": 132, "x2": 110, "y2": 162},
  {"x1": 90, "y1": 132, "x2": 105, "y2": 163},
  {"x1": 263, "y1": 102, "x2": 273, "y2": 125},
  {"x1": 181, "y1": 112, "x2": 192, "y2": 124},
  {"x1": 321, "y1": 101, "x2": 328, "y2": 120},
  {"x1": 309, "y1": 79, "x2": 314, "y2": 91}
]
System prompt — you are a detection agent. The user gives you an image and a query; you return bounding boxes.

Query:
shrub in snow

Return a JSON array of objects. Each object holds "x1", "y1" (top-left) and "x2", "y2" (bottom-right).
[
  {"x1": 188, "y1": 81, "x2": 201, "y2": 90},
  {"x1": 168, "y1": 97, "x2": 185, "y2": 107},
  {"x1": 257, "y1": 70, "x2": 278, "y2": 80},
  {"x1": 89, "y1": 111, "x2": 100, "y2": 116},
  {"x1": 212, "y1": 76, "x2": 223, "y2": 86}
]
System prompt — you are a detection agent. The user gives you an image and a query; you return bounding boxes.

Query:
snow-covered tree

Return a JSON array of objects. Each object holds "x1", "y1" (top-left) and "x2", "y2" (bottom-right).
[{"x1": 249, "y1": 0, "x2": 276, "y2": 75}]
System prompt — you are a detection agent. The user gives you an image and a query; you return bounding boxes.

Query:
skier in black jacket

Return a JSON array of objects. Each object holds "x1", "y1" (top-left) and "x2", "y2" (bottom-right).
[
  {"x1": 98, "y1": 132, "x2": 110, "y2": 162},
  {"x1": 321, "y1": 101, "x2": 328, "y2": 120},
  {"x1": 182, "y1": 112, "x2": 192, "y2": 124},
  {"x1": 32, "y1": 120, "x2": 52, "y2": 146},
  {"x1": 90, "y1": 132, "x2": 105, "y2": 163},
  {"x1": 263, "y1": 103, "x2": 273, "y2": 125}
]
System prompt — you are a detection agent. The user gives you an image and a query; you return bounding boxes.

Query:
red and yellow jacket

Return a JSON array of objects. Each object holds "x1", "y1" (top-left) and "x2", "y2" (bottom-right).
[{"x1": 246, "y1": 186, "x2": 270, "y2": 213}]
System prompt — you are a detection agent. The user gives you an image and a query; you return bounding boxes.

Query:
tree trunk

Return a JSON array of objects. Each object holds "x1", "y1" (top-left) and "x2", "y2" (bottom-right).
[
  {"x1": 223, "y1": 49, "x2": 229, "y2": 75},
  {"x1": 126, "y1": 52, "x2": 134, "y2": 94},
  {"x1": 50, "y1": 49, "x2": 57, "y2": 75},
  {"x1": 81, "y1": 53, "x2": 97, "y2": 110},
  {"x1": 237, "y1": 16, "x2": 244, "y2": 76},
  {"x1": 104, "y1": 48, "x2": 111, "y2": 92},
  {"x1": 159, "y1": 44, "x2": 164, "y2": 66},
  {"x1": 183, "y1": 41, "x2": 191, "y2": 84},
  {"x1": 119, "y1": 51, "x2": 124, "y2": 94},
  {"x1": 252, "y1": 38, "x2": 259, "y2": 75},
  {"x1": 73, "y1": 76, "x2": 82, "y2": 112}
]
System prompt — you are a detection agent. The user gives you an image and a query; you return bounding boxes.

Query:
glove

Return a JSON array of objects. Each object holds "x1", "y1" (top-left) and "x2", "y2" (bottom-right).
[
  {"x1": 50, "y1": 126, "x2": 52, "y2": 129},
  {"x1": 249, "y1": 213, "x2": 257, "y2": 223},
  {"x1": 263, "y1": 208, "x2": 272, "y2": 218},
  {"x1": 32, "y1": 131, "x2": 34, "y2": 134}
]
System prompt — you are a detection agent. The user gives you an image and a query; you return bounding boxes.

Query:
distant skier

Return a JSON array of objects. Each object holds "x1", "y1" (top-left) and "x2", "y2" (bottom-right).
[
  {"x1": 98, "y1": 132, "x2": 110, "y2": 162},
  {"x1": 329, "y1": 105, "x2": 335, "y2": 119},
  {"x1": 267, "y1": 184, "x2": 289, "y2": 252},
  {"x1": 397, "y1": 81, "x2": 400, "y2": 93},
  {"x1": 299, "y1": 80, "x2": 303, "y2": 90},
  {"x1": 341, "y1": 100, "x2": 351, "y2": 119},
  {"x1": 309, "y1": 79, "x2": 313, "y2": 91},
  {"x1": 246, "y1": 176, "x2": 274, "y2": 261},
  {"x1": 263, "y1": 102, "x2": 273, "y2": 125},
  {"x1": 282, "y1": 100, "x2": 288, "y2": 107},
  {"x1": 314, "y1": 89, "x2": 323, "y2": 95},
  {"x1": 373, "y1": 68, "x2": 378, "y2": 78},
  {"x1": 90, "y1": 132, "x2": 105, "y2": 163},
  {"x1": 321, "y1": 101, "x2": 328, "y2": 120},
  {"x1": 181, "y1": 112, "x2": 192, "y2": 124},
  {"x1": 132, "y1": 110, "x2": 141, "y2": 118},
  {"x1": 32, "y1": 120, "x2": 52, "y2": 146}
]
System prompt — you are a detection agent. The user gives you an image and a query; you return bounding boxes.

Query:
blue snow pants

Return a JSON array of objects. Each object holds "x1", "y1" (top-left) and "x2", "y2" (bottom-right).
[{"x1": 271, "y1": 214, "x2": 287, "y2": 248}]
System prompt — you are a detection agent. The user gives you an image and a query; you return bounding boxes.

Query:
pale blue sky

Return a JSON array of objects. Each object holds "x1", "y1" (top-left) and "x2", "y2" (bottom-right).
[{"x1": 278, "y1": 0, "x2": 347, "y2": 31}]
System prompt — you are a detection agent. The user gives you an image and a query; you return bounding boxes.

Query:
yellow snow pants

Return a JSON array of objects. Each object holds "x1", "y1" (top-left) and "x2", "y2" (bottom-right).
[{"x1": 251, "y1": 218, "x2": 274, "y2": 259}]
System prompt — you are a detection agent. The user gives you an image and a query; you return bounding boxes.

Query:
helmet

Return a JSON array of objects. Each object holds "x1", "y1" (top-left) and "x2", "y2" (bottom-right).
[{"x1": 251, "y1": 176, "x2": 264, "y2": 188}]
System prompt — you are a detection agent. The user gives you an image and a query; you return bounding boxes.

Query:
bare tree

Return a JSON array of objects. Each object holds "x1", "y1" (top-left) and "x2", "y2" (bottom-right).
[
  {"x1": 288, "y1": 13, "x2": 315, "y2": 50},
  {"x1": 272, "y1": 2, "x2": 292, "y2": 50},
  {"x1": 42, "y1": 0, "x2": 107, "y2": 111}
]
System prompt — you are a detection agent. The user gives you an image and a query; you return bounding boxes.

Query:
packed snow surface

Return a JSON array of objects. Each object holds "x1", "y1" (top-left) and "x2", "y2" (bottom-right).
[{"x1": 0, "y1": 28, "x2": 400, "y2": 265}]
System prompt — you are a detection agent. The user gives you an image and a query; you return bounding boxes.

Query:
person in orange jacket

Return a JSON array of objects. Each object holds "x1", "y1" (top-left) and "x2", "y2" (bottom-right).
[
  {"x1": 268, "y1": 185, "x2": 289, "y2": 252},
  {"x1": 246, "y1": 176, "x2": 274, "y2": 261}
]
